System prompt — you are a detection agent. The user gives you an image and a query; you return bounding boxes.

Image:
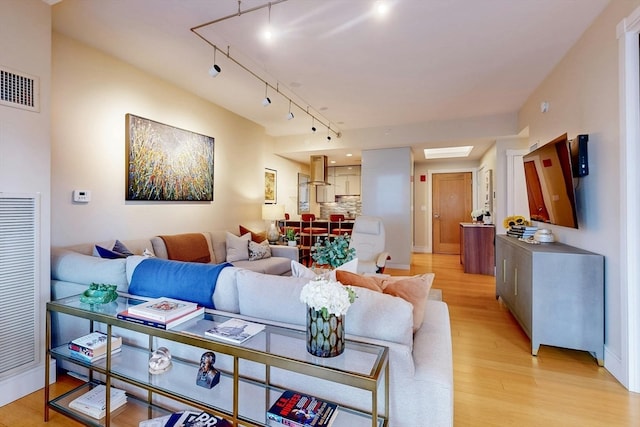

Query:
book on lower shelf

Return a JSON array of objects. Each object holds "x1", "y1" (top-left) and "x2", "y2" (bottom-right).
[
  {"x1": 68, "y1": 384, "x2": 127, "y2": 419},
  {"x1": 204, "y1": 318, "x2": 265, "y2": 344},
  {"x1": 128, "y1": 297, "x2": 198, "y2": 323},
  {"x1": 69, "y1": 347, "x2": 122, "y2": 363},
  {"x1": 118, "y1": 305, "x2": 204, "y2": 330},
  {"x1": 149, "y1": 410, "x2": 231, "y2": 427},
  {"x1": 68, "y1": 331, "x2": 122, "y2": 358},
  {"x1": 267, "y1": 390, "x2": 338, "y2": 427}
]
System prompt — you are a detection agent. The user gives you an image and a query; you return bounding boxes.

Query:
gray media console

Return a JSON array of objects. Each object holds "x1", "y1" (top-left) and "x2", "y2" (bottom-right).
[{"x1": 495, "y1": 234, "x2": 604, "y2": 365}]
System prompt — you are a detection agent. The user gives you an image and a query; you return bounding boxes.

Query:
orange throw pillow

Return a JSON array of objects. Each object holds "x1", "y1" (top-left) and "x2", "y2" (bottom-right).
[
  {"x1": 239, "y1": 225, "x2": 267, "y2": 243},
  {"x1": 381, "y1": 274, "x2": 434, "y2": 332},
  {"x1": 335, "y1": 270, "x2": 382, "y2": 293}
]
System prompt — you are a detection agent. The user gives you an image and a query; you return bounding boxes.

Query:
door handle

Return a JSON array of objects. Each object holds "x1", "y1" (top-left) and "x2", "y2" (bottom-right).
[{"x1": 434, "y1": 213, "x2": 440, "y2": 218}]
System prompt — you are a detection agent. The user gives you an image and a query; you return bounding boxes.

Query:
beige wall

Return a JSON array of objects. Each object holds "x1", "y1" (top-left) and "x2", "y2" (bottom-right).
[
  {"x1": 0, "y1": 0, "x2": 52, "y2": 406},
  {"x1": 517, "y1": 0, "x2": 640, "y2": 383},
  {"x1": 51, "y1": 33, "x2": 306, "y2": 247}
]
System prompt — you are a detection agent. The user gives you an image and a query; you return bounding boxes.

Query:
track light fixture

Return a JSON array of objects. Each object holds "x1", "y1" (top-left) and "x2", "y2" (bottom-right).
[
  {"x1": 208, "y1": 47, "x2": 221, "y2": 77},
  {"x1": 191, "y1": 0, "x2": 342, "y2": 138},
  {"x1": 287, "y1": 100, "x2": 294, "y2": 120},
  {"x1": 262, "y1": 82, "x2": 271, "y2": 106}
]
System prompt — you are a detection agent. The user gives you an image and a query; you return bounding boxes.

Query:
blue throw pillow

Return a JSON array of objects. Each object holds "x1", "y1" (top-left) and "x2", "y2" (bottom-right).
[
  {"x1": 112, "y1": 239, "x2": 134, "y2": 256},
  {"x1": 128, "y1": 258, "x2": 232, "y2": 309},
  {"x1": 95, "y1": 245, "x2": 127, "y2": 259}
]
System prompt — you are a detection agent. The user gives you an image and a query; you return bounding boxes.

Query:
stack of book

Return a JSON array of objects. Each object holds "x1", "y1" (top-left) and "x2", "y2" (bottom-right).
[
  {"x1": 68, "y1": 331, "x2": 122, "y2": 363},
  {"x1": 506, "y1": 225, "x2": 538, "y2": 239},
  {"x1": 267, "y1": 390, "x2": 338, "y2": 427},
  {"x1": 69, "y1": 384, "x2": 127, "y2": 419},
  {"x1": 118, "y1": 297, "x2": 204, "y2": 330},
  {"x1": 139, "y1": 410, "x2": 231, "y2": 427},
  {"x1": 204, "y1": 318, "x2": 265, "y2": 344}
]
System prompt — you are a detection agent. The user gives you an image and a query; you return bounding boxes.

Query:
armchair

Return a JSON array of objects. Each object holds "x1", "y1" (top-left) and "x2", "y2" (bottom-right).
[{"x1": 349, "y1": 216, "x2": 390, "y2": 274}]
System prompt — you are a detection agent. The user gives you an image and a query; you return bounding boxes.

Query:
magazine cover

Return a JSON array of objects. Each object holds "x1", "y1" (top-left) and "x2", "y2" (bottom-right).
[
  {"x1": 128, "y1": 297, "x2": 197, "y2": 322},
  {"x1": 204, "y1": 318, "x2": 265, "y2": 344},
  {"x1": 267, "y1": 390, "x2": 338, "y2": 427}
]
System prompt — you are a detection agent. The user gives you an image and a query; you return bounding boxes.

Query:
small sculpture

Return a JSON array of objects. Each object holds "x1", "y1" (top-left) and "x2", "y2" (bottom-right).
[
  {"x1": 196, "y1": 351, "x2": 220, "y2": 389},
  {"x1": 80, "y1": 283, "x2": 118, "y2": 305},
  {"x1": 148, "y1": 347, "x2": 172, "y2": 374}
]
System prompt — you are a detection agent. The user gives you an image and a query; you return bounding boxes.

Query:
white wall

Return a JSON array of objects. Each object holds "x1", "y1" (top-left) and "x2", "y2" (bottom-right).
[
  {"x1": 0, "y1": 0, "x2": 52, "y2": 406},
  {"x1": 361, "y1": 147, "x2": 412, "y2": 269},
  {"x1": 51, "y1": 33, "x2": 305, "y2": 246},
  {"x1": 517, "y1": 0, "x2": 640, "y2": 386}
]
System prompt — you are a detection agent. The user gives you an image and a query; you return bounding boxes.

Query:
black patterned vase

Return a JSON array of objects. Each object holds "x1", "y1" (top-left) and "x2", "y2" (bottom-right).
[{"x1": 306, "y1": 306, "x2": 345, "y2": 357}]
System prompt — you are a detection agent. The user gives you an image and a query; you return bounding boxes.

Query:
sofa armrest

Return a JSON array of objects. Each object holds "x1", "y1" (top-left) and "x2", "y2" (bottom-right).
[{"x1": 269, "y1": 244, "x2": 298, "y2": 261}]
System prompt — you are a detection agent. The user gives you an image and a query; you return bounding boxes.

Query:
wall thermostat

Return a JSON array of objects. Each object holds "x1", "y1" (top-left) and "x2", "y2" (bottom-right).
[{"x1": 72, "y1": 190, "x2": 91, "y2": 203}]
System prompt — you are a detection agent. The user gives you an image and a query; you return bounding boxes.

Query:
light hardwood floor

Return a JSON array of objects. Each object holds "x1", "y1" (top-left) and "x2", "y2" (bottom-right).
[{"x1": 3, "y1": 253, "x2": 640, "y2": 426}]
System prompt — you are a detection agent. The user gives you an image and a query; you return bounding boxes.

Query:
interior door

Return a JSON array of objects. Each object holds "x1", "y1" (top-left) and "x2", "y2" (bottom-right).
[{"x1": 432, "y1": 172, "x2": 472, "y2": 254}]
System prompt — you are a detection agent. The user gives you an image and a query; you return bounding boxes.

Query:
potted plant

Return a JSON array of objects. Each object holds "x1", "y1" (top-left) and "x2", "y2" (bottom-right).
[
  {"x1": 285, "y1": 228, "x2": 298, "y2": 246},
  {"x1": 311, "y1": 235, "x2": 356, "y2": 269}
]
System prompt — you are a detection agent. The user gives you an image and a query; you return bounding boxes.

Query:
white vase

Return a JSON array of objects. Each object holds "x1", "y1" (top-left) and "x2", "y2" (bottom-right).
[{"x1": 288, "y1": 240, "x2": 297, "y2": 247}]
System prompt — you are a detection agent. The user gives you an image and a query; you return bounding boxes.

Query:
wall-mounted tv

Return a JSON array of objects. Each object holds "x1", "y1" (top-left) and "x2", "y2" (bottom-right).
[{"x1": 523, "y1": 133, "x2": 579, "y2": 228}]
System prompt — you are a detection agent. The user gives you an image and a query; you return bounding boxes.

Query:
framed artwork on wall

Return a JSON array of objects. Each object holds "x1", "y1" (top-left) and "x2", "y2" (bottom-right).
[
  {"x1": 265, "y1": 168, "x2": 277, "y2": 204},
  {"x1": 125, "y1": 114, "x2": 214, "y2": 201}
]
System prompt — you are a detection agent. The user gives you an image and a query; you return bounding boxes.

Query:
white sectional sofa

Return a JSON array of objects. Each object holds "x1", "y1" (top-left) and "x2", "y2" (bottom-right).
[{"x1": 50, "y1": 233, "x2": 453, "y2": 427}]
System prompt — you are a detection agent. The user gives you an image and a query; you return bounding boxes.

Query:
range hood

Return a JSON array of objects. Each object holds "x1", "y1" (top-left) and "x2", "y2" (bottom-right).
[{"x1": 309, "y1": 155, "x2": 331, "y2": 186}]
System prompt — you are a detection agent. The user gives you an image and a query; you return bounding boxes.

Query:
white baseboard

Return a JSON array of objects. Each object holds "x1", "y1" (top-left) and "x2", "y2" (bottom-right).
[
  {"x1": 0, "y1": 359, "x2": 56, "y2": 408},
  {"x1": 604, "y1": 345, "x2": 630, "y2": 390},
  {"x1": 412, "y1": 246, "x2": 430, "y2": 253},
  {"x1": 386, "y1": 262, "x2": 410, "y2": 270}
]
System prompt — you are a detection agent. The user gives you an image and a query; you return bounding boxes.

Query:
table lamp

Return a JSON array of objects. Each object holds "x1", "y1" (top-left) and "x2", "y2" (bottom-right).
[{"x1": 262, "y1": 204, "x2": 285, "y2": 244}]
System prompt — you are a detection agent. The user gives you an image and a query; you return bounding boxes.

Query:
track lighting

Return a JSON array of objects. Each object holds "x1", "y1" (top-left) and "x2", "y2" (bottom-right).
[
  {"x1": 311, "y1": 116, "x2": 316, "y2": 132},
  {"x1": 287, "y1": 100, "x2": 294, "y2": 120},
  {"x1": 327, "y1": 125, "x2": 332, "y2": 141},
  {"x1": 262, "y1": 82, "x2": 271, "y2": 106},
  {"x1": 208, "y1": 47, "x2": 221, "y2": 77}
]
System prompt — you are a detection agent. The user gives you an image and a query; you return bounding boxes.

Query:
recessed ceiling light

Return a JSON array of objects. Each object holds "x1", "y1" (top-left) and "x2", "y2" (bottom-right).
[
  {"x1": 375, "y1": 1, "x2": 390, "y2": 17},
  {"x1": 346, "y1": 153, "x2": 353, "y2": 157},
  {"x1": 330, "y1": 160, "x2": 336, "y2": 164},
  {"x1": 424, "y1": 146, "x2": 474, "y2": 159}
]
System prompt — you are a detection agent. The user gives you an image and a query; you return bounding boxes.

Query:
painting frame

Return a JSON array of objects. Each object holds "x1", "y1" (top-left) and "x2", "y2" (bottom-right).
[
  {"x1": 298, "y1": 173, "x2": 310, "y2": 214},
  {"x1": 125, "y1": 114, "x2": 214, "y2": 201},
  {"x1": 265, "y1": 168, "x2": 277, "y2": 204}
]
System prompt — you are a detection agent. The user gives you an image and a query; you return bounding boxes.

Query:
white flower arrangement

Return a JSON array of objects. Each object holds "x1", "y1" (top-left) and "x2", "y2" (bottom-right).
[
  {"x1": 471, "y1": 209, "x2": 486, "y2": 220},
  {"x1": 299, "y1": 277, "x2": 357, "y2": 317}
]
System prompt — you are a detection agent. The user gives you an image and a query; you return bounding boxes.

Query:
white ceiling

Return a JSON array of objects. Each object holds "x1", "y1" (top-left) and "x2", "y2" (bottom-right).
[{"x1": 51, "y1": 0, "x2": 610, "y2": 165}]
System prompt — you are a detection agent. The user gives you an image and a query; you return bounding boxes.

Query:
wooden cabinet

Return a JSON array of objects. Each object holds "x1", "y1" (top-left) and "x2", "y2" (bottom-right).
[
  {"x1": 459, "y1": 223, "x2": 495, "y2": 275},
  {"x1": 495, "y1": 235, "x2": 604, "y2": 365}
]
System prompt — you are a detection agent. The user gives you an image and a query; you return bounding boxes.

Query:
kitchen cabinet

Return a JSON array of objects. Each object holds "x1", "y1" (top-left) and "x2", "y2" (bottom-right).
[
  {"x1": 315, "y1": 167, "x2": 335, "y2": 202},
  {"x1": 333, "y1": 166, "x2": 361, "y2": 196},
  {"x1": 495, "y1": 235, "x2": 604, "y2": 365}
]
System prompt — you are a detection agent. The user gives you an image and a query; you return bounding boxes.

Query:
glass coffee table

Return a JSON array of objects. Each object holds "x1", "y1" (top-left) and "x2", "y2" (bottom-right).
[{"x1": 45, "y1": 294, "x2": 389, "y2": 426}]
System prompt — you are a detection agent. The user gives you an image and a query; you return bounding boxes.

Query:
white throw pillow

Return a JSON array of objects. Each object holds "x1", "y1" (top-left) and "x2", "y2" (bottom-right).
[
  {"x1": 290, "y1": 258, "x2": 359, "y2": 280},
  {"x1": 226, "y1": 232, "x2": 251, "y2": 262}
]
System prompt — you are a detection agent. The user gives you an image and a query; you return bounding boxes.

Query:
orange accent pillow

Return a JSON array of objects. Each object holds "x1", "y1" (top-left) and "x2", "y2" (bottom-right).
[
  {"x1": 380, "y1": 274, "x2": 433, "y2": 332},
  {"x1": 335, "y1": 270, "x2": 382, "y2": 293},
  {"x1": 239, "y1": 225, "x2": 267, "y2": 243}
]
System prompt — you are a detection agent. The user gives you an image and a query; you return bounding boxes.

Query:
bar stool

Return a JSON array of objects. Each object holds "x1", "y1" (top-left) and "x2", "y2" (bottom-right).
[
  {"x1": 329, "y1": 214, "x2": 352, "y2": 237},
  {"x1": 300, "y1": 213, "x2": 329, "y2": 256},
  {"x1": 283, "y1": 213, "x2": 301, "y2": 235}
]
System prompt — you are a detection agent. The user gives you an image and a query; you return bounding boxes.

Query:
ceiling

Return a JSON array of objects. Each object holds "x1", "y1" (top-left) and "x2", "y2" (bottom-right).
[{"x1": 51, "y1": 0, "x2": 610, "y2": 165}]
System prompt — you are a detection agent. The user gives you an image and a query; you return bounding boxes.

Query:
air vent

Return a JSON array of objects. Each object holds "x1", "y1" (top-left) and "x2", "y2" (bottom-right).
[{"x1": 0, "y1": 66, "x2": 39, "y2": 112}]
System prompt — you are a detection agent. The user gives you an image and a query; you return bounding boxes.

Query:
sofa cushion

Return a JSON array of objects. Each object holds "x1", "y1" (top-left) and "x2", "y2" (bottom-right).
[
  {"x1": 128, "y1": 258, "x2": 232, "y2": 308},
  {"x1": 248, "y1": 240, "x2": 271, "y2": 261},
  {"x1": 95, "y1": 245, "x2": 127, "y2": 259},
  {"x1": 235, "y1": 269, "x2": 414, "y2": 347},
  {"x1": 51, "y1": 248, "x2": 128, "y2": 290},
  {"x1": 335, "y1": 270, "x2": 383, "y2": 292},
  {"x1": 226, "y1": 232, "x2": 251, "y2": 262},
  {"x1": 232, "y1": 257, "x2": 291, "y2": 276}
]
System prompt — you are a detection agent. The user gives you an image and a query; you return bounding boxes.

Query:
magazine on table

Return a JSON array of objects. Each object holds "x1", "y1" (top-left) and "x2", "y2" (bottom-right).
[
  {"x1": 204, "y1": 318, "x2": 265, "y2": 344},
  {"x1": 68, "y1": 384, "x2": 127, "y2": 419}
]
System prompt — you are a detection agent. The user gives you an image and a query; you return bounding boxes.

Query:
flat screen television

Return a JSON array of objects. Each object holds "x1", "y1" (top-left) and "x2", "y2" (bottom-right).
[{"x1": 522, "y1": 133, "x2": 579, "y2": 228}]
